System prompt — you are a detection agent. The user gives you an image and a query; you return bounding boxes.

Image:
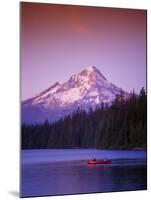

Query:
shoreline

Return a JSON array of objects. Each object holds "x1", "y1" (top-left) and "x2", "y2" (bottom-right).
[{"x1": 21, "y1": 147, "x2": 147, "y2": 151}]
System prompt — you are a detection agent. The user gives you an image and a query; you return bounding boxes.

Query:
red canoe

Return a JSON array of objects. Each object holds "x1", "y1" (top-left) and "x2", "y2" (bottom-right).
[{"x1": 88, "y1": 160, "x2": 112, "y2": 165}]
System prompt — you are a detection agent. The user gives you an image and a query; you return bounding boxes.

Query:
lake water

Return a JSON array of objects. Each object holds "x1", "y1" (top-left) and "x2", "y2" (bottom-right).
[{"x1": 21, "y1": 149, "x2": 147, "y2": 197}]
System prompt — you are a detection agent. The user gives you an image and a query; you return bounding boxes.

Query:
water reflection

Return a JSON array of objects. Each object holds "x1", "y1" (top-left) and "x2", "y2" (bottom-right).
[{"x1": 21, "y1": 159, "x2": 147, "y2": 197}]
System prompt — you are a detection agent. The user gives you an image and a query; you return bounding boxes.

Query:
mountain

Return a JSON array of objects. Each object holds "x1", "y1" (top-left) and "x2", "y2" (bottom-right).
[{"x1": 22, "y1": 66, "x2": 129, "y2": 124}]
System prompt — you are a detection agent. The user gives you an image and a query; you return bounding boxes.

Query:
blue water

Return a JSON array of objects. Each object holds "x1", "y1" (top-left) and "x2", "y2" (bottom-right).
[{"x1": 21, "y1": 149, "x2": 147, "y2": 197}]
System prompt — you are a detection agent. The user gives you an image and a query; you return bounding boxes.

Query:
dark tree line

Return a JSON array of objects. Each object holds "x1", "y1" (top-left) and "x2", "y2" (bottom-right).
[{"x1": 21, "y1": 87, "x2": 147, "y2": 149}]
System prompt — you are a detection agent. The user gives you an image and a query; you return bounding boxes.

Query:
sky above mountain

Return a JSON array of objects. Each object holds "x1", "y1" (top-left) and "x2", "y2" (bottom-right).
[{"x1": 21, "y1": 2, "x2": 146, "y2": 100}]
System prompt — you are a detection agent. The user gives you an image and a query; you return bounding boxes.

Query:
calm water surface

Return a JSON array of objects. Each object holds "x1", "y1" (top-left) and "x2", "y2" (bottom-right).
[{"x1": 21, "y1": 149, "x2": 147, "y2": 197}]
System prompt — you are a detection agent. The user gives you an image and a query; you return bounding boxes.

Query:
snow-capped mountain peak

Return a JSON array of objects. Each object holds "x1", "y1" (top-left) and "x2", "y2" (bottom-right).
[
  {"x1": 68, "y1": 66, "x2": 107, "y2": 89},
  {"x1": 81, "y1": 66, "x2": 106, "y2": 78},
  {"x1": 22, "y1": 66, "x2": 129, "y2": 124},
  {"x1": 85, "y1": 66, "x2": 96, "y2": 71}
]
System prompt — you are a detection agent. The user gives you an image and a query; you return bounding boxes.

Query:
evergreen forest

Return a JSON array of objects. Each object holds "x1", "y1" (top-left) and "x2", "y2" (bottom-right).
[{"x1": 21, "y1": 87, "x2": 147, "y2": 149}]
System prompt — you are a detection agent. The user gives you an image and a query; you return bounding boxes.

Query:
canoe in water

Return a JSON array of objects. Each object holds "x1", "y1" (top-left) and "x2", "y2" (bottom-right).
[{"x1": 87, "y1": 160, "x2": 112, "y2": 165}]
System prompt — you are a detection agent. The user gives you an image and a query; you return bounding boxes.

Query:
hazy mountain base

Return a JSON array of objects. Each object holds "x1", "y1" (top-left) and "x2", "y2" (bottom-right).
[{"x1": 21, "y1": 88, "x2": 147, "y2": 149}]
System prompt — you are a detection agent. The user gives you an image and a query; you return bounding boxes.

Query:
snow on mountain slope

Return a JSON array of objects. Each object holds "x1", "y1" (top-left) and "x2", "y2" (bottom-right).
[{"x1": 22, "y1": 66, "x2": 129, "y2": 124}]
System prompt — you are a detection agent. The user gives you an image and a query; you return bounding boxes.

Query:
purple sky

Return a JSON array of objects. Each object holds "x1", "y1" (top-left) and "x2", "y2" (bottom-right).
[{"x1": 21, "y1": 2, "x2": 146, "y2": 100}]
